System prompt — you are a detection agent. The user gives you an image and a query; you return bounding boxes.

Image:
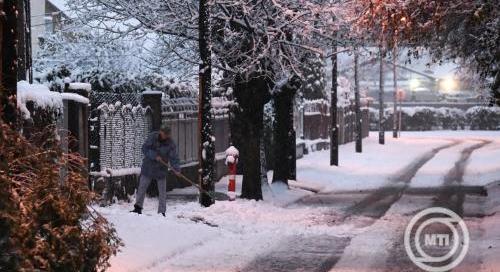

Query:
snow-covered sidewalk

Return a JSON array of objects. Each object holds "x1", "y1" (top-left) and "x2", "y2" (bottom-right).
[
  {"x1": 100, "y1": 131, "x2": 500, "y2": 272},
  {"x1": 297, "y1": 131, "x2": 500, "y2": 192}
]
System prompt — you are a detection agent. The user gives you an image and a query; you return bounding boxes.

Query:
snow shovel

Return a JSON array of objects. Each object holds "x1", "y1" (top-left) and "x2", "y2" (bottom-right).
[{"x1": 158, "y1": 159, "x2": 230, "y2": 201}]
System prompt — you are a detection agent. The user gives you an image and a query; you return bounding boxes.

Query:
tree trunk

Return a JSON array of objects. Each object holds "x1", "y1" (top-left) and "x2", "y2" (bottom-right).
[
  {"x1": 272, "y1": 77, "x2": 300, "y2": 184},
  {"x1": 330, "y1": 41, "x2": 339, "y2": 166},
  {"x1": 354, "y1": 50, "x2": 362, "y2": 153},
  {"x1": 232, "y1": 74, "x2": 272, "y2": 200},
  {"x1": 378, "y1": 45, "x2": 385, "y2": 145},
  {"x1": 1, "y1": 0, "x2": 18, "y2": 125},
  {"x1": 198, "y1": 0, "x2": 215, "y2": 207}
]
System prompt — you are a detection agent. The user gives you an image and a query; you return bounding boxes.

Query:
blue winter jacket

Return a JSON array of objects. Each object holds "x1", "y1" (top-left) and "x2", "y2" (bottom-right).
[{"x1": 140, "y1": 131, "x2": 181, "y2": 179}]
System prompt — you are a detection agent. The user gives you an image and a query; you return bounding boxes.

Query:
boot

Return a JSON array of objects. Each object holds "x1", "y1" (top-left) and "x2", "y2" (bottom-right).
[{"x1": 130, "y1": 204, "x2": 142, "y2": 214}]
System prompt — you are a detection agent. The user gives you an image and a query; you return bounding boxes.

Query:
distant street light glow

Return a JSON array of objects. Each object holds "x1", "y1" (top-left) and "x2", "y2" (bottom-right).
[
  {"x1": 409, "y1": 78, "x2": 420, "y2": 90},
  {"x1": 440, "y1": 77, "x2": 458, "y2": 92}
]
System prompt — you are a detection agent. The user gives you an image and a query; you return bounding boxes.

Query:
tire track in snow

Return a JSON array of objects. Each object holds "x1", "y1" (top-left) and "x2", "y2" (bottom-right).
[
  {"x1": 243, "y1": 141, "x2": 461, "y2": 272},
  {"x1": 384, "y1": 139, "x2": 492, "y2": 272},
  {"x1": 434, "y1": 139, "x2": 492, "y2": 217},
  {"x1": 343, "y1": 140, "x2": 462, "y2": 222}
]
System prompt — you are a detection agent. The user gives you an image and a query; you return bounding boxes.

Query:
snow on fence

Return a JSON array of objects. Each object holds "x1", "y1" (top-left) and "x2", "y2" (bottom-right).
[
  {"x1": 90, "y1": 102, "x2": 153, "y2": 177},
  {"x1": 89, "y1": 94, "x2": 231, "y2": 177}
]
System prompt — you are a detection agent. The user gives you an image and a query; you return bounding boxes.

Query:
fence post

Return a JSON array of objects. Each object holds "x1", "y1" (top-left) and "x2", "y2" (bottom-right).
[
  {"x1": 141, "y1": 91, "x2": 162, "y2": 131},
  {"x1": 63, "y1": 81, "x2": 89, "y2": 158}
]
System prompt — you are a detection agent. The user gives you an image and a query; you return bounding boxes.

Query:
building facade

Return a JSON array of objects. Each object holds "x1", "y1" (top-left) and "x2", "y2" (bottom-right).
[{"x1": 30, "y1": 0, "x2": 67, "y2": 56}]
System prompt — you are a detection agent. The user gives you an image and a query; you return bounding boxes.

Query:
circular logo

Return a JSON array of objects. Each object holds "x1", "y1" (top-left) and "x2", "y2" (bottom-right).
[{"x1": 404, "y1": 207, "x2": 469, "y2": 272}]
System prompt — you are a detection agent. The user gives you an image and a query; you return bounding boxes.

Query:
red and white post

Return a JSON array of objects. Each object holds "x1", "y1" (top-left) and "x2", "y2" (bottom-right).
[{"x1": 225, "y1": 146, "x2": 239, "y2": 201}]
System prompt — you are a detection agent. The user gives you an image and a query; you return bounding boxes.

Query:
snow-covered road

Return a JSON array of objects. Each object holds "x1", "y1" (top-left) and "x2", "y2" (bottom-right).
[{"x1": 100, "y1": 131, "x2": 500, "y2": 272}]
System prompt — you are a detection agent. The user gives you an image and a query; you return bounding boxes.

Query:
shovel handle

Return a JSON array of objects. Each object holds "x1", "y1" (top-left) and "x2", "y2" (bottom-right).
[{"x1": 157, "y1": 159, "x2": 217, "y2": 199}]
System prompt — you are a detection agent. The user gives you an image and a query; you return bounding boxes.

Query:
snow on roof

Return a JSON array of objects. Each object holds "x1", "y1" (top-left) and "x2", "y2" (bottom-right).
[{"x1": 17, "y1": 81, "x2": 63, "y2": 119}]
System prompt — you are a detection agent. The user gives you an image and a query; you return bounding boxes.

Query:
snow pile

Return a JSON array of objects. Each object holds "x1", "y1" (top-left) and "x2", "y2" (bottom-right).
[{"x1": 17, "y1": 81, "x2": 63, "y2": 119}]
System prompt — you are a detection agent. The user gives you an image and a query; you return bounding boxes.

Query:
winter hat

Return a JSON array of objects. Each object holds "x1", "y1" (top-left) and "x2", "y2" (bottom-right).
[{"x1": 160, "y1": 125, "x2": 171, "y2": 134}]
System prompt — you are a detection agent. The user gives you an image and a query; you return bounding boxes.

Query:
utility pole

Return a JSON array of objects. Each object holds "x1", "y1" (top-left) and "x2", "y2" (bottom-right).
[
  {"x1": 16, "y1": 0, "x2": 26, "y2": 81},
  {"x1": 1, "y1": 0, "x2": 19, "y2": 125},
  {"x1": 354, "y1": 49, "x2": 362, "y2": 153},
  {"x1": 392, "y1": 41, "x2": 398, "y2": 138},
  {"x1": 198, "y1": 0, "x2": 215, "y2": 207},
  {"x1": 378, "y1": 44, "x2": 385, "y2": 145},
  {"x1": 25, "y1": 0, "x2": 32, "y2": 83},
  {"x1": 330, "y1": 39, "x2": 339, "y2": 166}
]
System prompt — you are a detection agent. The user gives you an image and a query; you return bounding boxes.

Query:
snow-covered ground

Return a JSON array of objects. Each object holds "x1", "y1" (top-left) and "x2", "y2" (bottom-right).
[{"x1": 100, "y1": 131, "x2": 500, "y2": 272}]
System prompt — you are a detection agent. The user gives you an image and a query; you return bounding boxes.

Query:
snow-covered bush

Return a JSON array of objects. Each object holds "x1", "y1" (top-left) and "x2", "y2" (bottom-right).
[
  {"x1": 300, "y1": 55, "x2": 326, "y2": 100},
  {"x1": 16, "y1": 81, "x2": 63, "y2": 138},
  {"x1": 0, "y1": 118, "x2": 121, "y2": 271},
  {"x1": 37, "y1": 66, "x2": 197, "y2": 97},
  {"x1": 436, "y1": 108, "x2": 466, "y2": 130},
  {"x1": 407, "y1": 108, "x2": 437, "y2": 131},
  {"x1": 371, "y1": 106, "x2": 499, "y2": 131},
  {"x1": 466, "y1": 106, "x2": 500, "y2": 130}
]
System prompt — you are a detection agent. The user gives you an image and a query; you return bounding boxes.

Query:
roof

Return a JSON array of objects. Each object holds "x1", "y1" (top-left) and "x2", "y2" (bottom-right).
[
  {"x1": 338, "y1": 48, "x2": 459, "y2": 80},
  {"x1": 48, "y1": 0, "x2": 68, "y2": 12}
]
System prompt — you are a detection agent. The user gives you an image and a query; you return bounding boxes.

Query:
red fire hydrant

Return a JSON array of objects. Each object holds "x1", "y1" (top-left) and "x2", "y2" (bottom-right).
[{"x1": 225, "y1": 146, "x2": 239, "y2": 201}]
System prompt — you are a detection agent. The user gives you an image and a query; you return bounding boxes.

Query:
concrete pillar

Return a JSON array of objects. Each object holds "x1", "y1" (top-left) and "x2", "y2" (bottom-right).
[
  {"x1": 63, "y1": 80, "x2": 89, "y2": 158},
  {"x1": 141, "y1": 91, "x2": 162, "y2": 131}
]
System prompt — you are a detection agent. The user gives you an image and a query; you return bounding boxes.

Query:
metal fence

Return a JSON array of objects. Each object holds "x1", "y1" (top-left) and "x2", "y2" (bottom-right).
[
  {"x1": 295, "y1": 99, "x2": 369, "y2": 144},
  {"x1": 89, "y1": 102, "x2": 153, "y2": 175},
  {"x1": 161, "y1": 97, "x2": 230, "y2": 163},
  {"x1": 89, "y1": 93, "x2": 231, "y2": 176}
]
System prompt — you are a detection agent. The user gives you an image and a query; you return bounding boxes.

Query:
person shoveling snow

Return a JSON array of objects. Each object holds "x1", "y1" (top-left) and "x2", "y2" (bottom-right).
[{"x1": 131, "y1": 125, "x2": 181, "y2": 216}]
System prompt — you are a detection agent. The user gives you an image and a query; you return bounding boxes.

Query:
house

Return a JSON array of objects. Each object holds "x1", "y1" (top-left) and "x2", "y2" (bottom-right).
[{"x1": 30, "y1": 0, "x2": 69, "y2": 56}]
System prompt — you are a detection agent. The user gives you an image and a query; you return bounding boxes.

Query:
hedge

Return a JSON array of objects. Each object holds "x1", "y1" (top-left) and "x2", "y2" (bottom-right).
[{"x1": 369, "y1": 106, "x2": 500, "y2": 131}]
